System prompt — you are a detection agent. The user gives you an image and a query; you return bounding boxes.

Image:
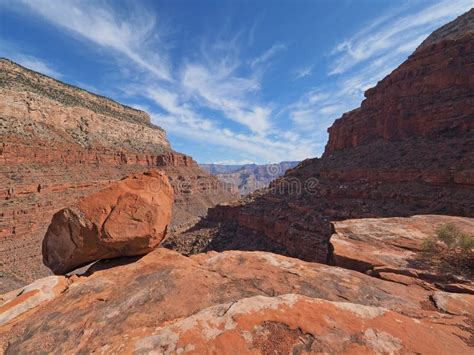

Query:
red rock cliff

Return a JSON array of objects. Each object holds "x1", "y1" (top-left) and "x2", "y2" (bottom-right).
[
  {"x1": 170, "y1": 10, "x2": 474, "y2": 264},
  {"x1": 325, "y1": 9, "x2": 474, "y2": 154},
  {"x1": 0, "y1": 59, "x2": 236, "y2": 291}
]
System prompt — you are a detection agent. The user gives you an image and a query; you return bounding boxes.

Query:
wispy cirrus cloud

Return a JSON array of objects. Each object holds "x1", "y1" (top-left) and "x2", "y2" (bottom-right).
[
  {"x1": 0, "y1": 38, "x2": 63, "y2": 79},
  {"x1": 250, "y1": 43, "x2": 286, "y2": 69},
  {"x1": 4, "y1": 0, "x2": 471, "y2": 163},
  {"x1": 8, "y1": 0, "x2": 302, "y2": 161},
  {"x1": 18, "y1": 0, "x2": 172, "y2": 81},
  {"x1": 293, "y1": 66, "x2": 313, "y2": 80},
  {"x1": 14, "y1": 55, "x2": 63, "y2": 78},
  {"x1": 287, "y1": 0, "x2": 472, "y2": 146},
  {"x1": 329, "y1": 0, "x2": 473, "y2": 75}
]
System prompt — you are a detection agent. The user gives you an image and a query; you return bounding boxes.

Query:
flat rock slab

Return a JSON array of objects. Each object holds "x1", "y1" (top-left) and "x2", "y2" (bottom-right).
[
  {"x1": 331, "y1": 215, "x2": 474, "y2": 275},
  {"x1": 0, "y1": 276, "x2": 68, "y2": 326},
  {"x1": 1, "y1": 249, "x2": 471, "y2": 353}
]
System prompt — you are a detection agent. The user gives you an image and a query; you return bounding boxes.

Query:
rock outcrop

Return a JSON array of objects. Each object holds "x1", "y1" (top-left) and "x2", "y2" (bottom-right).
[
  {"x1": 0, "y1": 59, "x2": 236, "y2": 292},
  {"x1": 200, "y1": 161, "x2": 299, "y2": 195},
  {"x1": 331, "y1": 215, "x2": 474, "y2": 291},
  {"x1": 170, "y1": 9, "x2": 474, "y2": 264},
  {"x1": 1, "y1": 249, "x2": 472, "y2": 353},
  {"x1": 42, "y1": 170, "x2": 173, "y2": 274}
]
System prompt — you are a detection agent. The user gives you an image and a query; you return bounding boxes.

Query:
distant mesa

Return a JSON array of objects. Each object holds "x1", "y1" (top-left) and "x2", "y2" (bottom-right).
[{"x1": 200, "y1": 161, "x2": 299, "y2": 195}]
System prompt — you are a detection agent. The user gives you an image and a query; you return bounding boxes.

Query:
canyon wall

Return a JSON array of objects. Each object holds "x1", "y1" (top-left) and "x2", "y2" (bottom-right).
[
  {"x1": 0, "y1": 59, "x2": 236, "y2": 291},
  {"x1": 171, "y1": 10, "x2": 474, "y2": 263}
]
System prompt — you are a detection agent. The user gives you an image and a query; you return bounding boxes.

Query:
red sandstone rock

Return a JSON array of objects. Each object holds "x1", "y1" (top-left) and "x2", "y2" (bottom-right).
[
  {"x1": 0, "y1": 61, "x2": 236, "y2": 291},
  {"x1": 0, "y1": 276, "x2": 68, "y2": 327},
  {"x1": 42, "y1": 170, "x2": 173, "y2": 274},
  {"x1": 325, "y1": 10, "x2": 474, "y2": 154},
  {"x1": 172, "y1": 10, "x2": 474, "y2": 265},
  {"x1": 132, "y1": 294, "x2": 470, "y2": 354},
  {"x1": 0, "y1": 249, "x2": 471, "y2": 353},
  {"x1": 331, "y1": 215, "x2": 474, "y2": 271}
]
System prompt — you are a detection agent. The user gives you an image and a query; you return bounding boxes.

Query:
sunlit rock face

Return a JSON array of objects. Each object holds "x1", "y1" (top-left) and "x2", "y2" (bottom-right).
[
  {"x1": 172, "y1": 9, "x2": 474, "y2": 264},
  {"x1": 1, "y1": 248, "x2": 472, "y2": 353},
  {"x1": 0, "y1": 59, "x2": 236, "y2": 292}
]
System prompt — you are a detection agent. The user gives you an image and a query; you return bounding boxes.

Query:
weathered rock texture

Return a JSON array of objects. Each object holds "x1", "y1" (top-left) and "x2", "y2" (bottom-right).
[
  {"x1": 201, "y1": 161, "x2": 299, "y2": 195},
  {"x1": 0, "y1": 249, "x2": 472, "y2": 353},
  {"x1": 43, "y1": 170, "x2": 173, "y2": 274},
  {"x1": 0, "y1": 59, "x2": 236, "y2": 291},
  {"x1": 331, "y1": 215, "x2": 474, "y2": 292},
  {"x1": 170, "y1": 10, "x2": 474, "y2": 264}
]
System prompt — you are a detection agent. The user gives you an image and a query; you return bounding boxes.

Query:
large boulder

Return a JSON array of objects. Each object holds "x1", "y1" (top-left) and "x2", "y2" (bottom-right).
[{"x1": 42, "y1": 169, "x2": 173, "y2": 274}]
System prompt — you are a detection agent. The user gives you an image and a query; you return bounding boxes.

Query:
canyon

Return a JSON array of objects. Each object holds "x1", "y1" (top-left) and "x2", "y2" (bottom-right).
[
  {"x1": 0, "y1": 8, "x2": 473, "y2": 354},
  {"x1": 200, "y1": 161, "x2": 299, "y2": 195},
  {"x1": 0, "y1": 59, "x2": 236, "y2": 292},
  {"x1": 169, "y1": 9, "x2": 474, "y2": 266}
]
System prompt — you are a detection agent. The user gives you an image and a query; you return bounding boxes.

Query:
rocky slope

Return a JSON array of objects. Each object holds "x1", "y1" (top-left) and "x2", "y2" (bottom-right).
[
  {"x1": 201, "y1": 161, "x2": 299, "y2": 195},
  {"x1": 170, "y1": 9, "x2": 474, "y2": 265},
  {"x1": 1, "y1": 248, "x2": 472, "y2": 353},
  {"x1": 0, "y1": 59, "x2": 236, "y2": 292},
  {"x1": 0, "y1": 11, "x2": 473, "y2": 353}
]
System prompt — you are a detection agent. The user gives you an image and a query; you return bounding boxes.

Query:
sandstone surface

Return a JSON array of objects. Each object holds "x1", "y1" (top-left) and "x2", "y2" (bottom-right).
[
  {"x1": 0, "y1": 59, "x2": 236, "y2": 291},
  {"x1": 0, "y1": 249, "x2": 472, "y2": 353},
  {"x1": 42, "y1": 170, "x2": 173, "y2": 274},
  {"x1": 331, "y1": 215, "x2": 474, "y2": 292}
]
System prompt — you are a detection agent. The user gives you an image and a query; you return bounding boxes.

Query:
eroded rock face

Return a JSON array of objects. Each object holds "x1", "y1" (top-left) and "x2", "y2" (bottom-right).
[
  {"x1": 0, "y1": 60, "x2": 236, "y2": 291},
  {"x1": 331, "y1": 215, "x2": 474, "y2": 292},
  {"x1": 134, "y1": 295, "x2": 469, "y2": 354},
  {"x1": 0, "y1": 276, "x2": 68, "y2": 327},
  {"x1": 0, "y1": 249, "x2": 472, "y2": 353},
  {"x1": 325, "y1": 9, "x2": 474, "y2": 154},
  {"x1": 332, "y1": 215, "x2": 474, "y2": 270},
  {"x1": 42, "y1": 170, "x2": 173, "y2": 274},
  {"x1": 172, "y1": 10, "x2": 474, "y2": 264},
  {"x1": 156, "y1": 152, "x2": 238, "y2": 233}
]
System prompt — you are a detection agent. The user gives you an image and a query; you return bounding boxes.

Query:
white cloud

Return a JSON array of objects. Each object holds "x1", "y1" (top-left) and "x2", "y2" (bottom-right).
[
  {"x1": 250, "y1": 43, "x2": 286, "y2": 69},
  {"x1": 11, "y1": 54, "x2": 62, "y2": 78},
  {"x1": 294, "y1": 66, "x2": 313, "y2": 80},
  {"x1": 285, "y1": 0, "x2": 472, "y2": 150},
  {"x1": 181, "y1": 60, "x2": 271, "y2": 134},
  {"x1": 329, "y1": 0, "x2": 473, "y2": 75},
  {"x1": 151, "y1": 110, "x2": 316, "y2": 162},
  {"x1": 7, "y1": 0, "x2": 469, "y2": 163},
  {"x1": 19, "y1": 0, "x2": 172, "y2": 81}
]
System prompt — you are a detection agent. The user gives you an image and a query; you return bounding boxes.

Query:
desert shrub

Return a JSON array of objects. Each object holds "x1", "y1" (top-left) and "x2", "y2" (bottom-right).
[
  {"x1": 422, "y1": 223, "x2": 474, "y2": 254},
  {"x1": 435, "y1": 223, "x2": 461, "y2": 248},
  {"x1": 457, "y1": 233, "x2": 474, "y2": 253},
  {"x1": 421, "y1": 237, "x2": 438, "y2": 252},
  {"x1": 419, "y1": 223, "x2": 473, "y2": 277}
]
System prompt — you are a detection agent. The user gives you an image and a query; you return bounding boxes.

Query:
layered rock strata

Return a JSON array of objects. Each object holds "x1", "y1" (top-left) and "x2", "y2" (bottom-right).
[
  {"x1": 171, "y1": 10, "x2": 474, "y2": 264},
  {"x1": 331, "y1": 215, "x2": 474, "y2": 292},
  {"x1": 200, "y1": 161, "x2": 299, "y2": 195},
  {"x1": 0, "y1": 59, "x2": 236, "y2": 291}
]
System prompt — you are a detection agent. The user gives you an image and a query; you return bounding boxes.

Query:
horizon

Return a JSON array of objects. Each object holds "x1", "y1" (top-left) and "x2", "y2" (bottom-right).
[{"x1": 1, "y1": 0, "x2": 471, "y2": 164}]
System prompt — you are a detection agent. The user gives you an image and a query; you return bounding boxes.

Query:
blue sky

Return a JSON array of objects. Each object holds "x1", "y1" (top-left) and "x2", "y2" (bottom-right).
[{"x1": 1, "y1": 0, "x2": 472, "y2": 164}]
